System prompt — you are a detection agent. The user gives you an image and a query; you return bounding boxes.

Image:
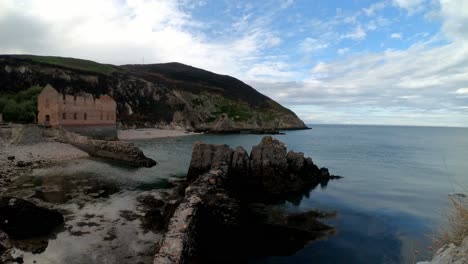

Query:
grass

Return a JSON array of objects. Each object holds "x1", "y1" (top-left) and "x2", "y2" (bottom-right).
[
  {"x1": 13, "y1": 55, "x2": 115, "y2": 74},
  {"x1": 432, "y1": 196, "x2": 468, "y2": 251},
  {"x1": 213, "y1": 99, "x2": 253, "y2": 121}
]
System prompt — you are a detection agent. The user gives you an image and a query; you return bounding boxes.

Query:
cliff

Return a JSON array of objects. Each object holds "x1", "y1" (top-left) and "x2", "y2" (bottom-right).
[{"x1": 0, "y1": 55, "x2": 307, "y2": 132}]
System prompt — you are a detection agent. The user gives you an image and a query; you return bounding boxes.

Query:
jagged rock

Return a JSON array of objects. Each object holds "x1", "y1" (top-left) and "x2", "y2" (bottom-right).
[
  {"x1": 186, "y1": 142, "x2": 233, "y2": 181},
  {"x1": 0, "y1": 197, "x2": 64, "y2": 239},
  {"x1": 154, "y1": 136, "x2": 341, "y2": 263}
]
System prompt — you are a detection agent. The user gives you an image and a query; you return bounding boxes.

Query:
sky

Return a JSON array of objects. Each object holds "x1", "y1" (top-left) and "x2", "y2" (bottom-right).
[{"x1": 0, "y1": 0, "x2": 467, "y2": 127}]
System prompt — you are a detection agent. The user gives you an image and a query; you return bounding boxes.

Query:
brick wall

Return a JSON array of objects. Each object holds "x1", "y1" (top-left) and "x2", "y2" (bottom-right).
[{"x1": 38, "y1": 84, "x2": 117, "y2": 127}]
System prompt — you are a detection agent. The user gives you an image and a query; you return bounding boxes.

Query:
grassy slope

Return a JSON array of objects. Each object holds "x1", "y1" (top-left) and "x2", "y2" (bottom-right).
[{"x1": 11, "y1": 55, "x2": 116, "y2": 74}]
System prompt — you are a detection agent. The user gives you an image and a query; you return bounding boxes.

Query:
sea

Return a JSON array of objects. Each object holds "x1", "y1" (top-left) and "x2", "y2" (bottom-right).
[{"x1": 24, "y1": 125, "x2": 468, "y2": 264}]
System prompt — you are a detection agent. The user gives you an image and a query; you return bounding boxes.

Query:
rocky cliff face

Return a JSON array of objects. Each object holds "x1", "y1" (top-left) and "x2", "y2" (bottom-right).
[{"x1": 0, "y1": 55, "x2": 307, "y2": 132}]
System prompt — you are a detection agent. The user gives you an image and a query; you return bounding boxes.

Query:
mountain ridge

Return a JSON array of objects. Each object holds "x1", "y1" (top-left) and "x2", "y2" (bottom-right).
[{"x1": 0, "y1": 54, "x2": 307, "y2": 132}]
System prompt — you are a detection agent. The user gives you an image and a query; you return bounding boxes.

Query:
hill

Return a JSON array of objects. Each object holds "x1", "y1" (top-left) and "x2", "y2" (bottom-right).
[{"x1": 0, "y1": 55, "x2": 307, "y2": 132}]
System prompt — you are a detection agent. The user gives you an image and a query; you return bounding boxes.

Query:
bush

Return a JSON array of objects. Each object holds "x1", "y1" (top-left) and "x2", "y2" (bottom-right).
[
  {"x1": 433, "y1": 197, "x2": 468, "y2": 251},
  {"x1": 0, "y1": 86, "x2": 43, "y2": 123}
]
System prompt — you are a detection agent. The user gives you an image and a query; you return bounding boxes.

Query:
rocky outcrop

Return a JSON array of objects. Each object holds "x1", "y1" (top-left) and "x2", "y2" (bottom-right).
[
  {"x1": 0, "y1": 197, "x2": 64, "y2": 239},
  {"x1": 154, "y1": 136, "x2": 340, "y2": 263},
  {"x1": 0, "y1": 55, "x2": 307, "y2": 131},
  {"x1": 154, "y1": 164, "x2": 240, "y2": 264},
  {"x1": 187, "y1": 135, "x2": 340, "y2": 199},
  {"x1": 417, "y1": 236, "x2": 468, "y2": 264},
  {"x1": 47, "y1": 128, "x2": 156, "y2": 167}
]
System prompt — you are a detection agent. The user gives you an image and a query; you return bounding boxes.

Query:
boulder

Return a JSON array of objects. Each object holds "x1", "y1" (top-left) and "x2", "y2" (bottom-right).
[{"x1": 0, "y1": 197, "x2": 64, "y2": 239}]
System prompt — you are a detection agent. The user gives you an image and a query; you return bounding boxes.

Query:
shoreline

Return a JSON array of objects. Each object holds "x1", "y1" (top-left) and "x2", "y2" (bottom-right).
[
  {"x1": 118, "y1": 128, "x2": 200, "y2": 141},
  {"x1": 0, "y1": 139, "x2": 89, "y2": 192}
]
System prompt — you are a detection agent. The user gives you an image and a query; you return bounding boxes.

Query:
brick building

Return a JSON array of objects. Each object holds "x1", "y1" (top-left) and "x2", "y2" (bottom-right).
[{"x1": 38, "y1": 84, "x2": 117, "y2": 139}]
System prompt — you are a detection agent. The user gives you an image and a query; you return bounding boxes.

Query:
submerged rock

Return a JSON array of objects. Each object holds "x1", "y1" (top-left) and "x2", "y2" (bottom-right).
[{"x1": 0, "y1": 197, "x2": 64, "y2": 239}]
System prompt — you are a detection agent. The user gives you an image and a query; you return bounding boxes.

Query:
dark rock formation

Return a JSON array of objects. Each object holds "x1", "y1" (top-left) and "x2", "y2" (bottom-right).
[
  {"x1": 48, "y1": 128, "x2": 156, "y2": 167},
  {"x1": 0, "y1": 197, "x2": 64, "y2": 239},
  {"x1": 154, "y1": 164, "x2": 241, "y2": 264},
  {"x1": 0, "y1": 55, "x2": 307, "y2": 132},
  {"x1": 187, "y1": 135, "x2": 340, "y2": 200},
  {"x1": 155, "y1": 136, "x2": 341, "y2": 263}
]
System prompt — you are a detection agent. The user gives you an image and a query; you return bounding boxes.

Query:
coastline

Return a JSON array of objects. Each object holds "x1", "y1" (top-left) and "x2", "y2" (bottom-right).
[
  {"x1": 0, "y1": 139, "x2": 89, "y2": 191},
  {"x1": 118, "y1": 128, "x2": 199, "y2": 141}
]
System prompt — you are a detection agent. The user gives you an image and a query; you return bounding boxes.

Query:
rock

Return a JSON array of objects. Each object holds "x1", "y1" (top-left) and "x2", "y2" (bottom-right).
[
  {"x1": 0, "y1": 197, "x2": 64, "y2": 239},
  {"x1": 250, "y1": 136, "x2": 289, "y2": 193},
  {"x1": 417, "y1": 236, "x2": 468, "y2": 264},
  {"x1": 144, "y1": 208, "x2": 165, "y2": 231},
  {"x1": 155, "y1": 136, "x2": 341, "y2": 263},
  {"x1": 186, "y1": 142, "x2": 233, "y2": 181},
  {"x1": 47, "y1": 128, "x2": 156, "y2": 167},
  {"x1": 230, "y1": 146, "x2": 250, "y2": 182},
  {"x1": 0, "y1": 230, "x2": 11, "y2": 255},
  {"x1": 7, "y1": 156, "x2": 14, "y2": 161},
  {"x1": 16, "y1": 161, "x2": 32, "y2": 167},
  {"x1": 137, "y1": 195, "x2": 165, "y2": 209}
]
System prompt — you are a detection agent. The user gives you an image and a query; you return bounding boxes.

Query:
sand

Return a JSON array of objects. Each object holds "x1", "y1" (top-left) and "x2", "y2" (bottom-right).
[{"x1": 118, "y1": 128, "x2": 199, "y2": 140}]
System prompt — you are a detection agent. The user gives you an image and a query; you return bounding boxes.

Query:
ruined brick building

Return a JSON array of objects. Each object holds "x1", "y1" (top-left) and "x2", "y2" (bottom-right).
[{"x1": 38, "y1": 84, "x2": 117, "y2": 139}]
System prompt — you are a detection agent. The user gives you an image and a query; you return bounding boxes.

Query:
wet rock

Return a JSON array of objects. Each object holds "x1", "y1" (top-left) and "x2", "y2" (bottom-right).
[
  {"x1": 0, "y1": 197, "x2": 64, "y2": 239},
  {"x1": 144, "y1": 208, "x2": 165, "y2": 231},
  {"x1": 137, "y1": 195, "x2": 165, "y2": 209}
]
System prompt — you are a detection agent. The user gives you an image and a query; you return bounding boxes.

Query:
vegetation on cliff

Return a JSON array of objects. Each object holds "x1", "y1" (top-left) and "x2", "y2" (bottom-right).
[
  {"x1": 433, "y1": 196, "x2": 468, "y2": 250},
  {"x1": 0, "y1": 86, "x2": 43, "y2": 123},
  {"x1": 0, "y1": 55, "x2": 307, "y2": 131}
]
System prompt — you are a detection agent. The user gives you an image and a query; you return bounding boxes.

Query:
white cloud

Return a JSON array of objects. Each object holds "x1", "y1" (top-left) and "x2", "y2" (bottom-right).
[
  {"x1": 391, "y1": 33, "x2": 403, "y2": 39},
  {"x1": 393, "y1": 0, "x2": 426, "y2": 13},
  {"x1": 301, "y1": 38, "x2": 328, "y2": 52},
  {"x1": 341, "y1": 25, "x2": 366, "y2": 40},
  {"x1": 455, "y1": 88, "x2": 468, "y2": 94},
  {"x1": 0, "y1": 0, "x2": 283, "y2": 80},
  {"x1": 363, "y1": 2, "x2": 387, "y2": 16},
  {"x1": 337, "y1": 48, "x2": 350, "y2": 55}
]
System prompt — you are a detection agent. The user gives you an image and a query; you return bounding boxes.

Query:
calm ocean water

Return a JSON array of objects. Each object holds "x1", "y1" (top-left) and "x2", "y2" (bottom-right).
[{"x1": 33, "y1": 125, "x2": 468, "y2": 264}]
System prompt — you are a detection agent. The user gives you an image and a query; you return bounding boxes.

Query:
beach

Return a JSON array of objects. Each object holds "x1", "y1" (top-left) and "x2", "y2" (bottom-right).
[{"x1": 118, "y1": 128, "x2": 199, "y2": 140}]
